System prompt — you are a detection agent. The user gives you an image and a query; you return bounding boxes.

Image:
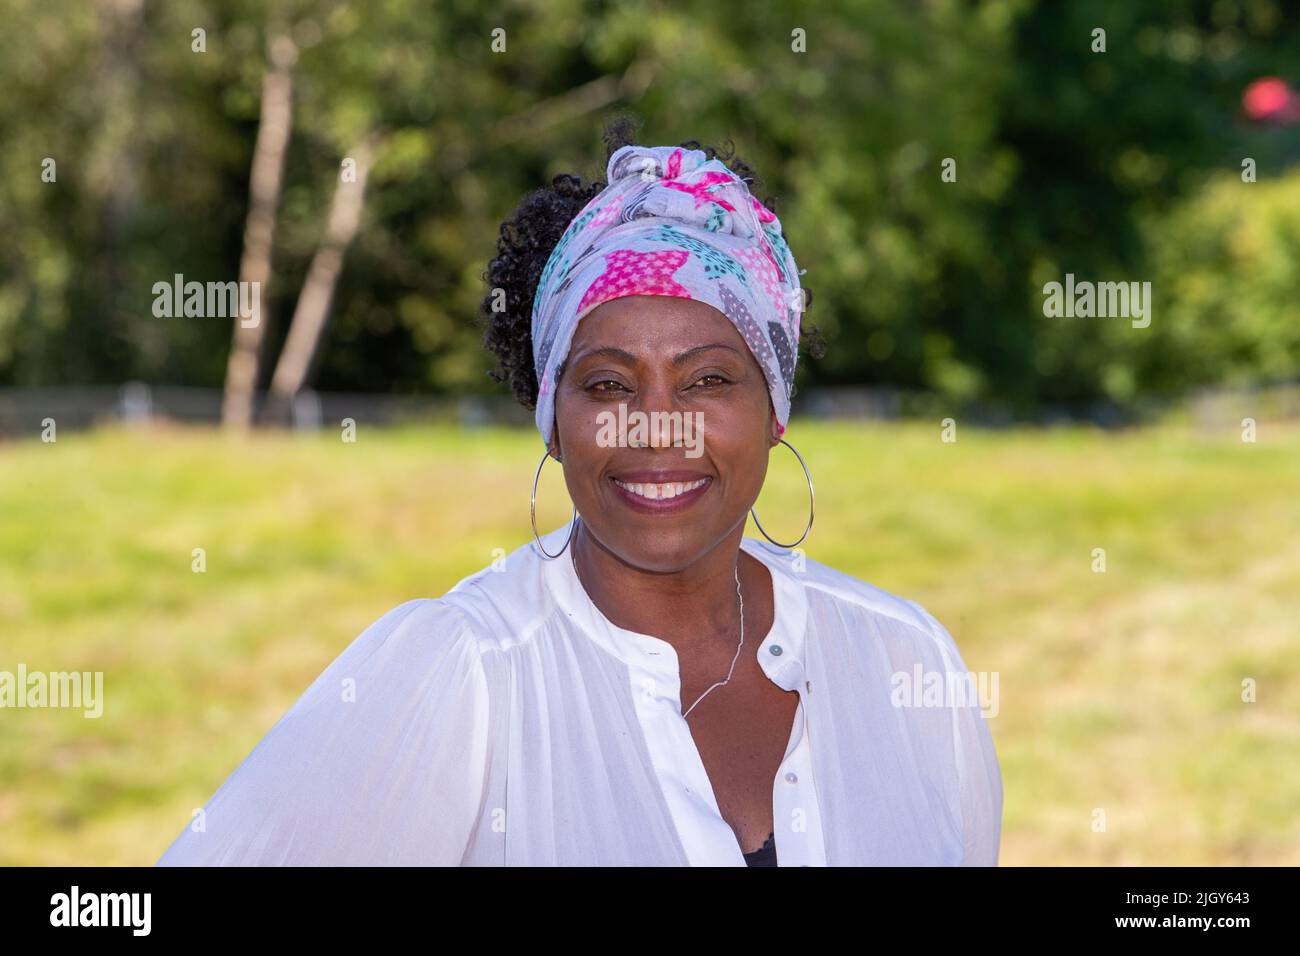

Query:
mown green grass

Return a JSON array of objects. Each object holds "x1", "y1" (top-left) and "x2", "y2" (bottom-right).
[{"x1": 1, "y1": 419, "x2": 1297, "y2": 865}]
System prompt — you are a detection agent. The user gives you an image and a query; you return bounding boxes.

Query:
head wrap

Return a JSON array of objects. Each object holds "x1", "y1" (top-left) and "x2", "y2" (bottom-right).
[{"x1": 529, "y1": 143, "x2": 805, "y2": 448}]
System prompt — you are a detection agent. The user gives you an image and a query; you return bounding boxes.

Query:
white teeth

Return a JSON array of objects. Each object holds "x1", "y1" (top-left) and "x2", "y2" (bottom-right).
[{"x1": 614, "y1": 477, "x2": 708, "y2": 500}]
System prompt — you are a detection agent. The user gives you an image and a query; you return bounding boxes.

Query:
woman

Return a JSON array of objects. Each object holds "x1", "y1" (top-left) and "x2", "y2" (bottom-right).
[{"x1": 156, "y1": 129, "x2": 1002, "y2": 867}]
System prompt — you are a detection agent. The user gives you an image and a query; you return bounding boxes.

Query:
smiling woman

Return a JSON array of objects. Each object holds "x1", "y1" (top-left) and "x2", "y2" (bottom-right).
[{"x1": 153, "y1": 120, "x2": 1002, "y2": 867}]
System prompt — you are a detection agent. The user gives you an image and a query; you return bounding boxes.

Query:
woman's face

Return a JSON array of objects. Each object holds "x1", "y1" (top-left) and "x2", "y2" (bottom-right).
[{"x1": 551, "y1": 295, "x2": 780, "y2": 572}]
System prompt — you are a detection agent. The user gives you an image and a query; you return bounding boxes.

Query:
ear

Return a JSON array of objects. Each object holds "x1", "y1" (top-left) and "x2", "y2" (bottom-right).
[{"x1": 768, "y1": 403, "x2": 783, "y2": 448}]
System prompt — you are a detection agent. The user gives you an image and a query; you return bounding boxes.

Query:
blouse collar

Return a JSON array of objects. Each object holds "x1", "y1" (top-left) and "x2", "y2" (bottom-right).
[{"x1": 538, "y1": 523, "x2": 810, "y2": 693}]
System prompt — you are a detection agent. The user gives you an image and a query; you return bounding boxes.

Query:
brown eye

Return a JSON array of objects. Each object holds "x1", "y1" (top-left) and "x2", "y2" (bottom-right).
[
  {"x1": 692, "y1": 374, "x2": 728, "y2": 388},
  {"x1": 588, "y1": 380, "x2": 629, "y2": 393}
]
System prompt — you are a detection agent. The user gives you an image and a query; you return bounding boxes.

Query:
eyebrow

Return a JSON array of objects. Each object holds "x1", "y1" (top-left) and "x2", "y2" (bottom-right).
[{"x1": 571, "y1": 344, "x2": 742, "y2": 367}]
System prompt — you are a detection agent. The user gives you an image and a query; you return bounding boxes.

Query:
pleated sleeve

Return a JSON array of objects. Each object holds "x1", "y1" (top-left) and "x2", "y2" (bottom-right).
[
  {"x1": 156, "y1": 598, "x2": 490, "y2": 865},
  {"x1": 905, "y1": 599, "x2": 1004, "y2": 866}
]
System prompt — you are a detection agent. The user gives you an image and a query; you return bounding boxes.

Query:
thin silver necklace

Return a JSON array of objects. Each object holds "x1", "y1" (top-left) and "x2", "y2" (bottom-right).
[
  {"x1": 683, "y1": 564, "x2": 745, "y2": 718},
  {"x1": 570, "y1": 532, "x2": 745, "y2": 718}
]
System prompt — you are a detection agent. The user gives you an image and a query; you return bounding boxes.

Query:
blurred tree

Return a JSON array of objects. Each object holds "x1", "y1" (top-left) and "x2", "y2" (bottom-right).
[
  {"x1": 2, "y1": 0, "x2": 1299, "y2": 419},
  {"x1": 264, "y1": 129, "x2": 378, "y2": 423},
  {"x1": 222, "y1": 28, "x2": 296, "y2": 429}
]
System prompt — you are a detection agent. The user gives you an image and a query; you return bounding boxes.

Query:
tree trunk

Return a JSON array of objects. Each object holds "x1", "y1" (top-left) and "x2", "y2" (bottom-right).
[
  {"x1": 263, "y1": 133, "x2": 378, "y2": 425},
  {"x1": 220, "y1": 34, "x2": 297, "y2": 429}
]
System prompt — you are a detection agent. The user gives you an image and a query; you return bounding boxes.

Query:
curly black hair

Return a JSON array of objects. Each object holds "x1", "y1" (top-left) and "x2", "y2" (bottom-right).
[{"x1": 479, "y1": 115, "x2": 825, "y2": 410}]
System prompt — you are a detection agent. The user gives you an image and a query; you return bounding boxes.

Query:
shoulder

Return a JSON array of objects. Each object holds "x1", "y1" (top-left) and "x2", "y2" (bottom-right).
[
  {"x1": 354, "y1": 531, "x2": 571, "y2": 658},
  {"x1": 289, "y1": 597, "x2": 487, "y2": 711},
  {"x1": 756, "y1": 541, "x2": 965, "y2": 662},
  {"x1": 340, "y1": 597, "x2": 477, "y2": 658},
  {"x1": 430, "y1": 537, "x2": 562, "y2": 652}
]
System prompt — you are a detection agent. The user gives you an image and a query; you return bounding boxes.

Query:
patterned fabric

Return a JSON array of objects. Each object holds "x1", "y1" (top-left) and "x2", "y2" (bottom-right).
[{"x1": 530, "y1": 144, "x2": 805, "y2": 448}]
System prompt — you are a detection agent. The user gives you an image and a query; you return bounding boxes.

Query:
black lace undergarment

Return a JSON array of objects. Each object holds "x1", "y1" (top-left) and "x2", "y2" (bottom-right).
[{"x1": 742, "y1": 831, "x2": 777, "y2": 867}]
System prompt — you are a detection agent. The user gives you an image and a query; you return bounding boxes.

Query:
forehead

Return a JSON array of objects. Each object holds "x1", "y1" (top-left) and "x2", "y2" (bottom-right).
[{"x1": 568, "y1": 295, "x2": 744, "y2": 356}]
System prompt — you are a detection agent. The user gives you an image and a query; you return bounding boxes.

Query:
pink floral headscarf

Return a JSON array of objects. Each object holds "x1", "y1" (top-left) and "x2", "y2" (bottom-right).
[{"x1": 530, "y1": 144, "x2": 805, "y2": 448}]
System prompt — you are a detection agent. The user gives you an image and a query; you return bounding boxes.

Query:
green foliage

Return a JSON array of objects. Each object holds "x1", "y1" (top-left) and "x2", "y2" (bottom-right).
[
  {"x1": 1, "y1": 0, "x2": 1298, "y2": 411},
  {"x1": 1137, "y1": 170, "x2": 1300, "y2": 393}
]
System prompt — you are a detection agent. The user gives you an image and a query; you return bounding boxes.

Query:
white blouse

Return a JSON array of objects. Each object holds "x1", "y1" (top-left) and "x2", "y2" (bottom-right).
[{"x1": 156, "y1": 525, "x2": 1002, "y2": 866}]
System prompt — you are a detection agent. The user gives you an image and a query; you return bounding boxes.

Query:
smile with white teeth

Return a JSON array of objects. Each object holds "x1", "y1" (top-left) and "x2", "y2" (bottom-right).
[{"x1": 612, "y1": 477, "x2": 709, "y2": 500}]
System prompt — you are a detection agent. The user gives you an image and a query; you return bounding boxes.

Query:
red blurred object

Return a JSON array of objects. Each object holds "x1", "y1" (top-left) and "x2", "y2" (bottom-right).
[{"x1": 1243, "y1": 76, "x2": 1300, "y2": 124}]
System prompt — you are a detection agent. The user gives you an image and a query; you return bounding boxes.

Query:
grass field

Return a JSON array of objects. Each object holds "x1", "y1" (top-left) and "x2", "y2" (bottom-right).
[{"x1": 1, "y1": 419, "x2": 1297, "y2": 865}]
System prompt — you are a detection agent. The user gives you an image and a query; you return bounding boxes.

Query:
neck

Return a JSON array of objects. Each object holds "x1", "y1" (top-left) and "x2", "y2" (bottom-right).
[{"x1": 570, "y1": 520, "x2": 760, "y2": 654}]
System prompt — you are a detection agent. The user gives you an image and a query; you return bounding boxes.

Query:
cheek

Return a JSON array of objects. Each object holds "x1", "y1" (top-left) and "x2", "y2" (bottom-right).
[
  {"x1": 707, "y1": 414, "x2": 770, "y2": 485},
  {"x1": 568, "y1": 410, "x2": 611, "y2": 458},
  {"x1": 706, "y1": 388, "x2": 773, "y2": 448},
  {"x1": 554, "y1": 392, "x2": 598, "y2": 451}
]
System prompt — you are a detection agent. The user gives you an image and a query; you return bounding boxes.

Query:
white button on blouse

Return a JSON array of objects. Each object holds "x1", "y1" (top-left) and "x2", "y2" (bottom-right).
[{"x1": 157, "y1": 526, "x2": 1002, "y2": 867}]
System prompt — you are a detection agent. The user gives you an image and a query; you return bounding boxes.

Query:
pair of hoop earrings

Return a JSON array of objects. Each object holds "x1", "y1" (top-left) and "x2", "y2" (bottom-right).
[{"x1": 529, "y1": 438, "x2": 815, "y2": 558}]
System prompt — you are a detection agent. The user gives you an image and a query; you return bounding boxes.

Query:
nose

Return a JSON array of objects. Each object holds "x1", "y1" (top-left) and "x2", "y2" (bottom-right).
[{"x1": 625, "y1": 377, "x2": 694, "y2": 450}]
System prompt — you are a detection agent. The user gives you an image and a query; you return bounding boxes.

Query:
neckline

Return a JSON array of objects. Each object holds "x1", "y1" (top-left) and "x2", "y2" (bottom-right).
[
  {"x1": 539, "y1": 523, "x2": 808, "y2": 687},
  {"x1": 570, "y1": 532, "x2": 779, "y2": 657}
]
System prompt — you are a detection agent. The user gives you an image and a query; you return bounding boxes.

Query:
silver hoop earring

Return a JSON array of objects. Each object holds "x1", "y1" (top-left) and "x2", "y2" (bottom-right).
[
  {"x1": 751, "y1": 437, "x2": 814, "y2": 549},
  {"x1": 531, "y1": 448, "x2": 578, "y2": 559}
]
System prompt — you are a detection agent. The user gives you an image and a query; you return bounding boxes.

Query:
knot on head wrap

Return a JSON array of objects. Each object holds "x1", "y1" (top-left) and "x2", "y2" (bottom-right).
[{"x1": 529, "y1": 143, "x2": 805, "y2": 448}]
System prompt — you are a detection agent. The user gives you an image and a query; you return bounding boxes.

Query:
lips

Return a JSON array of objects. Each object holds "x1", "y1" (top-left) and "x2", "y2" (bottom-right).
[
  {"x1": 612, "y1": 470, "x2": 712, "y2": 484},
  {"x1": 612, "y1": 476, "x2": 709, "y2": 501},
  {"x1": 607, "y1": 470, "x2": 713, "y2": 513}
]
